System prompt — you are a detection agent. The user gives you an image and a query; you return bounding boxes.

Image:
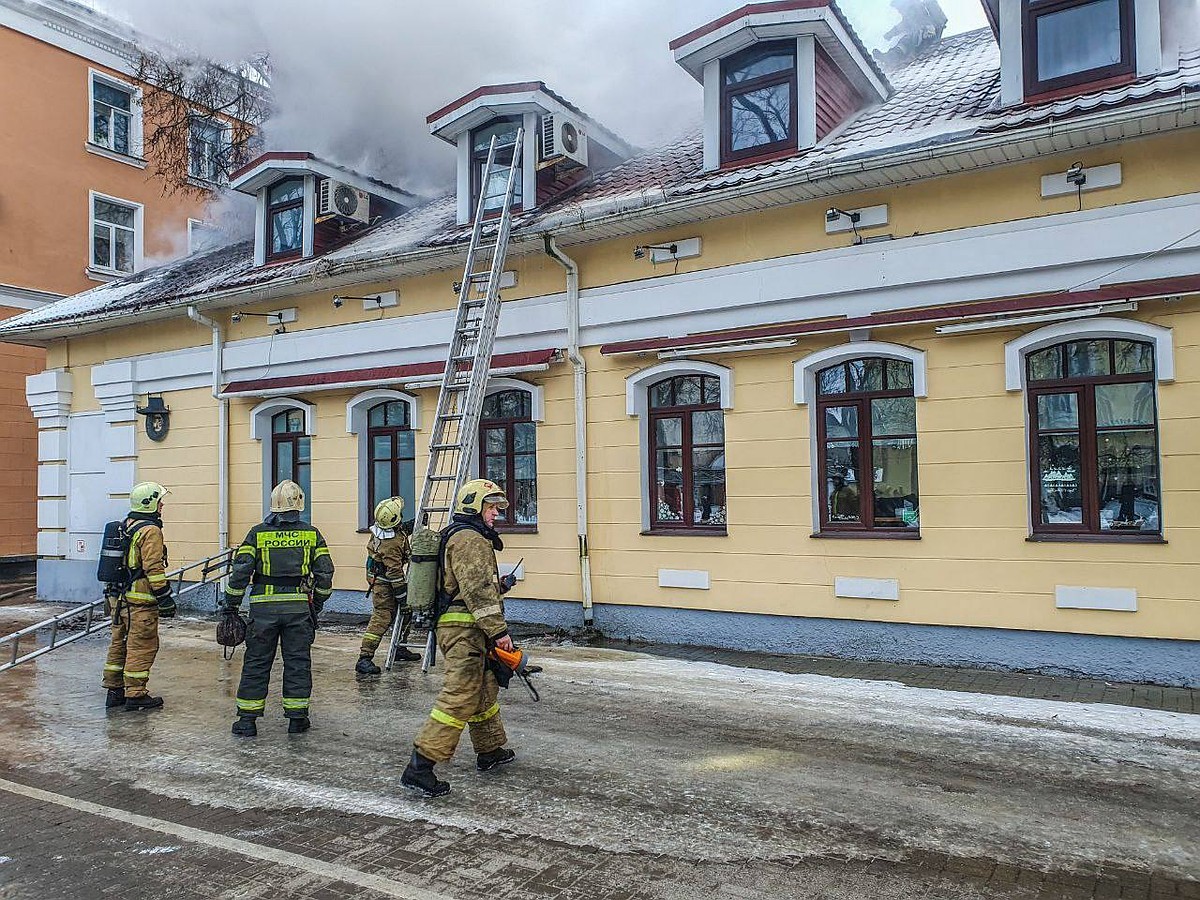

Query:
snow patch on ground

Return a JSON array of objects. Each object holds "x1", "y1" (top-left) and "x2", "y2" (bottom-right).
[{"x1": 135, "y1": 846, "x2": 181, "y2": 855}]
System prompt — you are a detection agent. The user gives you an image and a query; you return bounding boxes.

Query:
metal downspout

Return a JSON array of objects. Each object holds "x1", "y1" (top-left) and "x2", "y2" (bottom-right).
[
  {"x1": 543, "y1": 234, "x2": 594, "y2": 627},
  {"x1": 186, "y1": 307, "x2": 229, "y2": 552}
]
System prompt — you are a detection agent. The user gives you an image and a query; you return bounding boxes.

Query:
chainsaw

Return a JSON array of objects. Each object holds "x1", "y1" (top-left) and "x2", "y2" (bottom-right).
[{"x1": 487, "y1": 644, "x2": 541, "y2": 701}]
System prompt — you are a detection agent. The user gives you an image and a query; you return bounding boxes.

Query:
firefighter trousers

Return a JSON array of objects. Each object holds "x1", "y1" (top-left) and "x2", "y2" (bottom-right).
[
  {"x1": 414, "y1": 625, "x2": 505, "y2": 763},
  {"x1": 235, "y1": 605, "x2": 314, "y2": 719},
  {"x1": 102, "y1": 602, "x2": 159, "y2": 698},
  {"x1": 359, "y1": 582, "x2": 404, "y2": 658}
]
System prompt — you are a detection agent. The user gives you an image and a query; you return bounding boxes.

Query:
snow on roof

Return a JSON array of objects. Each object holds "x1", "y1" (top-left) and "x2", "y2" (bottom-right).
[{"x1": 5, "y1": 27, "x2": 1198, "y2": 338}]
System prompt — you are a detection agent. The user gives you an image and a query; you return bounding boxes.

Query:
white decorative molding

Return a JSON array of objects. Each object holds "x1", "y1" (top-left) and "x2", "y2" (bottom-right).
[
  {"x1": 625, "y1": 360, "x2": 733, "y2": 417},
  {"x1": 109, "y1": 424, "x2": 137, "y2": 459},
  {"x1": 38, "y1": 531, "x2": 69, "y2": 558},
  {"x1": 1056, "y1": 586, "x2": 1138, "y2": 612},
  {"x1": 835, "y1": 576, "x2": 900, "y2": 601},
  {"x1": 249, "y1": 397, "x2": 317, "y2": 440},
  {"x1": 26, "y1": 370, "x2": 73, "y2": 427},
  {"x1": 1004, "y1": 317, "x2": 1174, "y2": 391},
  {"x1": 658, "y1": 569, "x2": 711, "y2": 590},
  {"x1": 37, "y1": 429, "x2": 68, "y2": 463},
  {"x1": 92, "y1": 360, "x2": 138, "y2": 423},
  {"x1": 0, "y1": 283, "x2": 62, "y2": 311},
  {"x1": 793, "y1": 341, "x2": 927, "y2": 405},
  {"x1": 38, "y1": 464, "x2": 68, "y2": 498},
  {"x1": 38, "y1": 499, "x2": 67, "y2": 530},
  {"x1": 485, "y1": 377, "x2": 545, "y2": 423},
  {"x1": 345, "y1": 389, "x2": 421, "y2": 434}
]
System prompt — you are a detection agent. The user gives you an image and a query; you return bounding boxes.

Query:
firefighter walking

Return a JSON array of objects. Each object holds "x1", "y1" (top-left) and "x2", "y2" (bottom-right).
[
  {"x1": 356, "y1": 496, "x2": 420, "y2": 675},
  {"x1": 402, "y1": 479, "x2": 518, "y2": 797},
  {"x1": 102, "y1": 482, "x2": 176, "y2": 711},
  {"x1": 221, "y1": 480, "x2": 334, "y2": 736}
]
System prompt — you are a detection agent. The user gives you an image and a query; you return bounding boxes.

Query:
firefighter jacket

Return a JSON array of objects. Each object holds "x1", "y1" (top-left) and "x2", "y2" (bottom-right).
[
  {"x1": 367, "y1": 526, "x2": 409, "y2": 591},
  {"x1": 223, "y1": 511, "x2": 335, "y2": 612},
  {"x1": 439, "y1": 514, "x2": 509, "y2": 641},
  {"x1": 124, "y1": 513, "x2": 172, "y2": 609}
]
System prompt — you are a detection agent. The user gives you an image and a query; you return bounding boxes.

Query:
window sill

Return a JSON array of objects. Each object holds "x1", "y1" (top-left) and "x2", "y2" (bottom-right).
[
  {"x1": 641, "y1": 528, "x2": 728, "y2": 537},
  {"x1": 1026, "y1": 533, "x2": 1166, "y2": 545},
  {"x1": 187, "y1": 175, "x2": 226, "y2": 191},
  {"x1": 1022, "y1": 72, "x2": 1136, "y2": 106},
  {"x1": 497, "y1": 525, "x2": 538, "y2": 535},
  {"x1": 811, "y1": 530, "x2": 921, "y2": 541},
  {"x1": 85, "y1": 142, "x2": 147, "y2": 168},
  {"x1": 85, "y1": 266, "x2": 131, "y2": 283},
  {"x1": 720, "y1": 144, "x2": 800, "y2": 171}
]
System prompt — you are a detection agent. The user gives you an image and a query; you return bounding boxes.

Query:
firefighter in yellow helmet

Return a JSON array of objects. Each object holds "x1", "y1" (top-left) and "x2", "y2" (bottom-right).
[
  {"x1": 401, "y1": 479, "x2": 519, "y2": 796},
  {"x1": 102, "y1": 482, "x2": 174, "y2": 711},
  {"x1": 356, "y1": 496, "x2": 420, "y2": 675}
]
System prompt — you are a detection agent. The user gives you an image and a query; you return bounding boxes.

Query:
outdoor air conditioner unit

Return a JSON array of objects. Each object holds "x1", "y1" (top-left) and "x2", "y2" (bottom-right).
[
  {"x1": 318, "y1": 179, "x2": 370, "y2": 224},
  {"x1": 540, "y1": 113, "x2": 588, "y2": 167}
]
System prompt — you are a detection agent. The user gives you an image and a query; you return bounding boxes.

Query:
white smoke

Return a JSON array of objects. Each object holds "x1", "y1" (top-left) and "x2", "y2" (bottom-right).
[{"x1": 101, "y1": 0, "x2": 987, "y2": 198}]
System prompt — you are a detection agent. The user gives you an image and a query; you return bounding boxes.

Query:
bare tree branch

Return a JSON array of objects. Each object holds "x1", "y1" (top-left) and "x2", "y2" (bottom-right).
[{"x1": 135, "y1": 51, "x2": 271, "y2": 198}]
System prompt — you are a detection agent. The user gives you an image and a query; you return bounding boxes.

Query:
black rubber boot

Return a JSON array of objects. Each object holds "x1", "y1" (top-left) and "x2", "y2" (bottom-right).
[
  {"x1": 231, "y1": 716, "x2": 258, "y2": 737},
  {"x1": 401, "y1": 750, "x2": 450, "y2": 796},
  {"x1": 355, "y1": 656, "x2": 381, "y2": 676},
  {"x1": 476, "y1": 747, "x2": 516, "y2": 772},
  {"x1": 393, "y1": 647, "x2": 422, "y2": 663},
  {"x1": 287, "y1": 717, "x2": 311, "y2": 734},
  {"x1": 124, "y1": 695, "x2": 163, "y2": 711},
  {"x1": 105, "y1": 688, "x2": 125, "y2": 708}
]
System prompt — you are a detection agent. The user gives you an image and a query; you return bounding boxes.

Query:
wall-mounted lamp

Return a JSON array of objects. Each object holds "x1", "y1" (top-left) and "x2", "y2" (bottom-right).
[
  {"x1": 230, "y1": 310, "x2": 288, "y2": 334},
  {"x1": 633, "y1": 242, "x2": 678, "y2": 261},
  {"x1": 826, "y1": 208, "x2": 863, "y2": 245},
  {"x1": 1065, "y1": 162, "x2": 1087, "y2": 187}
]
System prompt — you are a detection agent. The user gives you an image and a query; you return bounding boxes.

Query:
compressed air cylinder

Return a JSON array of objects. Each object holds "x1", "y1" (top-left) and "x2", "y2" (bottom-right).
[{"x1": 406, "y1": 526, "x2": 442, "y2": 615}]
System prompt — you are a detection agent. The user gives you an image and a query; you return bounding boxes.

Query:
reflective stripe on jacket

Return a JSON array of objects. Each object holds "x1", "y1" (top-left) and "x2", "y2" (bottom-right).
[
  {"x1": 125, "y1": 521, "x2": 169, "y2": 605},
  {"x1": 224, "y1": 513, "x2": 335, "y2": 608}
]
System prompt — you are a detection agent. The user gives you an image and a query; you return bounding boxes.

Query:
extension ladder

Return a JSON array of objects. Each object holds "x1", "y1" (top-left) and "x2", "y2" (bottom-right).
[
  {"x1": 384, "y1": 129, "x2": 523, "y2": 671},
  {"x1": 0, "y1": 547, "x2": 234, "y2": 674}
]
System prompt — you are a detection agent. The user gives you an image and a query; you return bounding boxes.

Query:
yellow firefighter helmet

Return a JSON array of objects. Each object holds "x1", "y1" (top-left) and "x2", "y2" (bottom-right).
[
  {"x1": 454, "y1": 479, "x2": 509, "y2": 515},
  {"x1": 270, "y1": 480, "x2": 305, "y2": 513},
  {"x1": 129, "y1": 481, "x2": 170, "y2": 514},
  {"x1": 373, "y1": 496, "x2": 405, "y2": 530}
]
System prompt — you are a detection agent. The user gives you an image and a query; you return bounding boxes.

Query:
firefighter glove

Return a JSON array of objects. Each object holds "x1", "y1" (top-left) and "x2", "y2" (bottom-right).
[{"x1": 153, "y1": 584, "x2": 176, "y2": 618}]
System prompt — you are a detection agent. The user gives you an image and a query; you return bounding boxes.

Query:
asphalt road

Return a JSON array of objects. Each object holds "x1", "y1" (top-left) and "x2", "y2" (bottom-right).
[{"x1": 0, "y1": 615, "x2": 1196, "y2": 899}]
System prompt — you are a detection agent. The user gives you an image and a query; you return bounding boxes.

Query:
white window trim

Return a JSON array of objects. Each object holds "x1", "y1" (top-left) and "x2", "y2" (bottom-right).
[
  {"x1": 1003, "y1": 317, "x2": 1174, "y2": 391},
  {"x1": 187, "y1": 113, "x2": 232, "y2": 186},
  {"x1": 87, "y1": 68, "x2": 143, "y2": 160},
  {"x1": 793, "y1": 341, "x2": 927, "y2": 536},
  {"x1": 254, "y1": 176, "x2": 315, "y2": 267},
  {"x1": 625, "y1": 360, "x2": 734, "y2": 532},
  {"x1": 346, "y1": 390, "x2": 421, "y2": 529},
  {"x1": 88, "y1": 190, "x2": 144, "y2": 277},
  {"x1": 187, "y1": 218, "x2": 217, "y2": 255},
  {"x1": 250, "y1": 397, "x2": 316, "y2": 515}
]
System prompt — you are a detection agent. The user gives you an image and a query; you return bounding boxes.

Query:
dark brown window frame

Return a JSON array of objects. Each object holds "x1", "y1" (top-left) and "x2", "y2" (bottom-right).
[
  {"x1": 1027, "y1": 339, "x2": 1161, "y2": 538},
  {"x1": 647, "y1": 376, "x2": 727, "y2": 535},
  {"x1": 470, "y1": 116, "x2": 524, "y2": 220},
  {"x1": 815, "y1": 359, "x2": 920, "y2": 536},
  {"x1": 479, "y1": 389, "x2": 537, "y2": 533},
  {"x1": 266, "y1": 177, "x2": 305, "y2": 262},
  {"x1": 271, "y1": 410, "x2": 310, "y2": 498},
  {"x1": 367, "y1": 401, "x2": 415, "y2": 524},
  {"x1": 1022, "y1": 0, "x2": 1136, "y2": 97},
  {"x1": 720, "y1": 40, "x2": 799, "y2": 167}
]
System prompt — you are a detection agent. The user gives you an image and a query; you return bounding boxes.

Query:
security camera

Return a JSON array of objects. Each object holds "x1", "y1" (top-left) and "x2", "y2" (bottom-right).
[
  {"x1": 826, "y1": 208, "x2": 841, "y2": 224},
  {"x1": 230, "y1": 311, "x2": 242, "y2": 324},
  {"x1": 633, "y1": 246, "x2": 648, "y2": 260},
  {"x1": 332, "y1": 296, "x2": 344, "y2": 309},
  {"x1": 1066, "y1": 162, "x2": 1087, "y2": 187}
]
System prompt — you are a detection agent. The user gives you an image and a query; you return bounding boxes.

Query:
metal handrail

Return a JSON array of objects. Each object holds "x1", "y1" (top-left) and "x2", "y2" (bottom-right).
[{"x1": 0, "y1": 547, "x2": 235, "y2": 675}]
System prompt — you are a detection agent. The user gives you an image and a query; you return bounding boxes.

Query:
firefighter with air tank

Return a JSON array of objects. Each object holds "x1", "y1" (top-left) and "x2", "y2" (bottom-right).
[
  {"x1": 356, "y1": 496, "x2": 421, "y2": 675},
  {"x1": 401, "y1": 478, "x2": 520, "y2": 796},
  {"x1": 221, "y1": 480, "x2": 334, "y2": 736},
  {"x1": 100, "y1": 481, "x2": 176, "y2": 711}
]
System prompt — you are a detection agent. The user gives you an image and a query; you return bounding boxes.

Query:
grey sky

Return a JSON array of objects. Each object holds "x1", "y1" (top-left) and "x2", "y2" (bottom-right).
[{"x1": 99, "y1": 0, "x2": 993, "y2": 193}]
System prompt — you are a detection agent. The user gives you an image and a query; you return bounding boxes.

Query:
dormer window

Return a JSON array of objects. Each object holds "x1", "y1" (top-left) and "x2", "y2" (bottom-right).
[
  {"x1": 267, "y1": 178, "x2": 304, "y2": 261},
  {"x1": 722, "y1": 41, "x2": 798, "y2": 165},
  {"x1": 1023, "y1": 0, "x2": 1134, "y2": 96},
  {"x1": 472, "y1": 117, "x2": 523, "y2": 214}
]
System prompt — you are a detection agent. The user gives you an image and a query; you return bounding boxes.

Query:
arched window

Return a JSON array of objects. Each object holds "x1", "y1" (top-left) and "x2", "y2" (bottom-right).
[
  {"x1": 1026, "y1": 338, "x2": 1160, "y2": 536},
  {"x1": 479, "y1": 389, "x2": 537, "y2": 528},
  {"x1": 816, "y1": 357, "x2": 919, "y2": 532},
  {"x1": 648, "y1": 374, "x2": 727, "y2": 532},
  {"x1": 368, "y1": 401, "x2": 415, "y2": 527},
  {"x1": 272, "y1": 409, "x2": 311, "y2": 502}
]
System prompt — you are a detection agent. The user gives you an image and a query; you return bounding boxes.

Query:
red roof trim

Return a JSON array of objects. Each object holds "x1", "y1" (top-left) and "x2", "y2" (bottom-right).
[
  {"x1": 669, "y1": 0, "x2": 829, "y2": 51},
  {"x1": 229, "y1": 151, "x2": 315, "y2": 182},
  {"x1": 599, "y1": 276, "x2": 1200, "y2": 355},
  {"x1": 427, "y1": 82, "x2": 548, "y2": 124},
  {"x1": 223, "y1": 350, "x2": 558, "y2": 394}
]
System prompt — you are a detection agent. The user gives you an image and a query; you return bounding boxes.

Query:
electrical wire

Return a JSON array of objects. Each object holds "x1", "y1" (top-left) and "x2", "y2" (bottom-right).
[{"x1": 1065, "y1": 223, "x2": 1200, "y2": 293}]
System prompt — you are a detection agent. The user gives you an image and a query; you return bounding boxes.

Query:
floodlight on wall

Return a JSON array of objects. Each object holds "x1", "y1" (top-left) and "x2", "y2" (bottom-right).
[
  {"x1": 634, "y1": 242, "x2": 677, "y2": 261},
  {"x1": 826, "y1": 208, "x2": 863, "y2": 245},
  {"x1": 230, "y1": 310, "x2": 289, "y2": 334},
  {"x1": 1065, "y1": 162, "x2": 1087, "y2": 187}
]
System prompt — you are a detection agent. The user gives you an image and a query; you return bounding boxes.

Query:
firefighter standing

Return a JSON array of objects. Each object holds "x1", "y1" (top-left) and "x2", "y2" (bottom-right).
[
  {"x1": 356, "y1": 496, "x2": 420, "y2": 676},
  {"x1": 102, "y1": 482, "x2": 176, "y2": 711},
  {"x1": 221, "y1": 480, "x2": 334, "y2": 736},
  {"x1": 401, "y1": 479, "x2": 518, "y2": 797}
]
